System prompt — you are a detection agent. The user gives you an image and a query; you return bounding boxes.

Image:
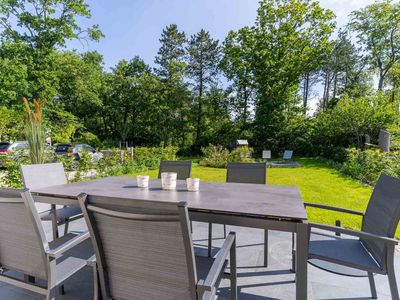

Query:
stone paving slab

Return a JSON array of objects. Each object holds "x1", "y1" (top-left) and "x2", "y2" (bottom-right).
[{"x1": 0, "y1": 218, "x2": 398, "y2": 299}]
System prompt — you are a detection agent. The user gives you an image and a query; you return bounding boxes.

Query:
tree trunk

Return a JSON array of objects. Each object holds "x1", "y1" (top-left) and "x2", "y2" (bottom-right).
[
  {"x1": 332, "y1": 73, "x2": 338, "y2": 100},
  {"x1": 303, "y1": 73, "x2": 310, "y2": 109},
  {"x1": 195, "y1": 77, "x2": 203, "y2": 144},
  {"x1": 378, "y1": 70, "x2": 384, "y2": 91},
  {"x1": 243, "y1": 85, "x2": 248, "y2": 124}
]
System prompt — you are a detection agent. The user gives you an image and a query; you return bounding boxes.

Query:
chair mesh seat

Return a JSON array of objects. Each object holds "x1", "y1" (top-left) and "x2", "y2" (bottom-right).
[
  {"x1": 309, "y1": 231, "x2": 382, "y2": 273},
  {"x1": 40, "y1": 206, "x2": 82, "y2": 222},
  {"x1": 49, "y1": 233, "x2": 94, "y2": 285}
]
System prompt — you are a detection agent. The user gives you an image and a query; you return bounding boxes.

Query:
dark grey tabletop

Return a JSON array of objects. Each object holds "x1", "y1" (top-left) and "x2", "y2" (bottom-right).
[{"x1": 32, "y1": 176, "x2": 307, "y2": 221}]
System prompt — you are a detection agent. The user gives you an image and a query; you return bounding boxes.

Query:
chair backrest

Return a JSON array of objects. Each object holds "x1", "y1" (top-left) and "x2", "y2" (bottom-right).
[
  {"x1": 283, "y1": 150, "x2": 293, "y2": 160},
  {"x1": 158, "y1": 160, "x2": 192, "y2": 180},
  {"x1": 0, "y1": 188, "x2": 48, "y2": 280},
  {"x1": 20, "y1": 162, "x2": 67, "y2": 189},
  {"x1": 226, "y1": 162, "x2": 267, "y2": 184},
  {"x1": 79, "y1": 195, "x2": 197, "y2": 300},
  {"x1": 361, "y1": 173, "x2": 400, "y2": 268},
  {"x1": 262, "y1": 150, "x2": 271, "y2": 159}
]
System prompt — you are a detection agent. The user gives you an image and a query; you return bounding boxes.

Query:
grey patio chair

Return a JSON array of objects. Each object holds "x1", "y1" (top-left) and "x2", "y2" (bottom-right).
[
  {"x1": 20, "y1": 162, "x2": 83, "y2": 240},
  {"x1": 78, "y1": 194, "x2": 237, "y2": 300},
  {"x1": 283, "y1": 150, "x2": 293, "y2": 160},
  {"x1": 0, "y1": 187, "x2": 93, "y2": 300},
  {"x1": 208, "y1": 162, "x2": 267, "y2": 264},
  {"x1": 158, "y1": 160, "x2": 192, "y2": 180},
  {"x1": 303, "y1": 173, "x2": 400, "y2": 299}
]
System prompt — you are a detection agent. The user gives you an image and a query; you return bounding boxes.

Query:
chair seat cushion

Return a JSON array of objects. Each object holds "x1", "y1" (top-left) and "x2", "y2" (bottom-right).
[
  {"x1": 40, "y1": 206, "x2": 82, "y2": 223},
  {"x1": 309, "y1": 230, "x2": 382, "y2": 273},
  {"x1": 49, "y1": 233, "x2": 94, "y2": 286}
]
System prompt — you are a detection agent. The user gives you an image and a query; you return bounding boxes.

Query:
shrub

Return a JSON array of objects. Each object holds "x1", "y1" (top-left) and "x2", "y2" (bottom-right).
[
  {"x1": 341, "y1": 148, "x2": 400, "y2": 185},
  {"x1": 1, "y1": 159, "x2": 23, "y2": 188},
  {"x1": 131, "y1": 146, "x2": 178, "y2": 169},
  {"x1": 229, "y1": 147, "x2": 254, "y2": 163},
  {"x1": 199, "y1": 145, "x2": 230, "y2": 168},
  {"x1": 199, "y1": 145, "x2": 255, "y2": 168},
  {"x1": 76, "y1": 132, "x2": 102, "y2": 149}
]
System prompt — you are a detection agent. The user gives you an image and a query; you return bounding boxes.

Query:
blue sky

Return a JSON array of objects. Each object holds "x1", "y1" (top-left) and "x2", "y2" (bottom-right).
[{"x1": 68, "y1": 0, "x2": 376, "y2": 70}]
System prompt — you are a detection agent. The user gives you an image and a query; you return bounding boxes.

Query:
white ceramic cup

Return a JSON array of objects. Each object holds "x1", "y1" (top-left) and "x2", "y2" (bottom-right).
[
  {"x1": 137, "y1": 175, "x2": 149, "y2": 188},
  {"x1": 186, "y1": 178, "x2": 200, "y2": 192},
  {"x1": 161, "y1": 172, "x2": 177, "y2": 190}
]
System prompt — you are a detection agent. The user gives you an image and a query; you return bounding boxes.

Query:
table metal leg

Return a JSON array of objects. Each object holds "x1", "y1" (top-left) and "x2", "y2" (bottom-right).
[
  {"x1": 208, "y1": 223, "x2": 212, "y2": 257},
  {"x1": 50, "y1": 204, "x2": 59, "y2": 240},
  {"x1": 263, "y1": 229, "x2": 268, "y2": 267},
  {"x1": 295, "y1": 222, "x2": 308, "y2": 300}
]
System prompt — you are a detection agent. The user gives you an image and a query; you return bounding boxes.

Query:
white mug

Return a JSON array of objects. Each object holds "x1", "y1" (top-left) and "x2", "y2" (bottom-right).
[
  {"x1": 161, "y1": 172, "x2": 177, "y2": 190},
  {"x1": 137, "y1": 175, "x2": 149, "y2": 188},
  {"x1": 186, "y1": 178, "x2": 200, "y2": 192}
]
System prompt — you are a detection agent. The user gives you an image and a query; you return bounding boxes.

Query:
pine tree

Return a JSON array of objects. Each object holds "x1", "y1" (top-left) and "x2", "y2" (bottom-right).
[{"x1": 187, "y1": 29, "x2": 220, "y2": 146}]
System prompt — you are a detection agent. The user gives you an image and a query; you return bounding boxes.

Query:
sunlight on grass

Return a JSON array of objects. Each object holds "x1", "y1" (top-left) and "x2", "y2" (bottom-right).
[{"x1": 128, "y1": 157, "x2": 399, "y2": 238}]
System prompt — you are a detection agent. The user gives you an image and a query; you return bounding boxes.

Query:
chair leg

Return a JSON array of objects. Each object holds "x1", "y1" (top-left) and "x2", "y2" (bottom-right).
[
  {"x1": 92, "y1": 264, "x2": 99, "y2": 300},
  {"x1": 24, "y1": 275, "x2": 35, "y2": 283},
  {"x1": 291, "y1": 232, "x2": 296, "y2": 273},
  {"x1": 264, "y1": 229, "x2": 268, "y2": 267},
  {"x1": 190, "y1": 221, "x2": 193, "y2": 233},
  {"x1": 64, "y1": 220, "x2": 69, "y2": 236},
  {"x1": 46, "y1": 288, "x2": 56, "y2": 300},
  {"x1": 368, "y1": 272, "x2": 377, "y2": 299},
  {"x1": 223, "y1": 224, "x2": 227, "y2": 238},
  {"x1": 50, "y1": 204, "x2": 59, "y2": 240},
  {"x1": 387, "y1": 257, "x2": 400, "y2": 300},
  {"x1": 59, "y1": 285, "x2": 65, "y2": 295},
  {"x1": 230, "y1": 233, "x2": 237, "y2": 300},
  {"x1": 208, "y1": 223, "x2": 212, "y2": 257}
]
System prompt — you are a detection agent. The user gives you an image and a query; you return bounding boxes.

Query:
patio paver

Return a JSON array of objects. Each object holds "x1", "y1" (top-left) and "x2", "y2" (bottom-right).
[{"x1": 0, "y1": 217, "x2": 398, "y2": 299}]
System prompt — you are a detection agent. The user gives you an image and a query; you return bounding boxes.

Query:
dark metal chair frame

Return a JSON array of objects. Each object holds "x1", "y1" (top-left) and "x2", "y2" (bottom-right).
[
  {"x1": 208, "y1": 162, "x2": 268, "y2": 266},
  {"x1": 0, "y1": 187, "x2": 91, "y2": 300},
  {"x1": 301, "y1": 173, "x2": 400, "y2": 299},
  {"x1": 20, "y1": 163, "x2": 83, "y2": 240}
]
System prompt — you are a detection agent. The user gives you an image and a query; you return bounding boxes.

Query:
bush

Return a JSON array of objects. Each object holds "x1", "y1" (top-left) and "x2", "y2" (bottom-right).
[
  {"x1": 1, "y1": 159, "x2": 24, "y2": 188},
  {"x1": 341, "y1": 148, "x2": 400, "y2": 185},
  {"x1": 199, "y1": 145, "x2": 230, "y2": 168},
  {"x1": 131, "y1": 146, "x2": 178, "y2": 169},
  {"x1": 76, "y1": 132, "x2": 102, "y2": 149},
  {"x1": 0, "y1": 146, "x2": 179, "y2": 187},
  {"x1": 199, "y1": 145, "x2": 255, "y2": 168},
  {"x1": 229, "y1": 147, "x2": 254, "y2": 163}
]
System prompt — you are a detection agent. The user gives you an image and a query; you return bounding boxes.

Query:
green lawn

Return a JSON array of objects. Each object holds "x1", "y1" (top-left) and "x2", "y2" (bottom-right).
[{"x1": 128, "y1": 158, "x2": 399, "y2": 238}]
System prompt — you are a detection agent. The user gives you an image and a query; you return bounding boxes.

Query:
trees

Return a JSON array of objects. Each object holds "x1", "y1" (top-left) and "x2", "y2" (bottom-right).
[
  {"x1": 350, "y1": 0, "x2": 400, "y2": 91},
  {"x1": 319, "y1": 30, "x2": 371, "y2": 109},
  {"x1": 0, "y1": 0, "x2": 103, "y2": 99},
  {"x1": 187, "y1": 29, "x2": 220, "y2": 146},
  {"x1": 225, "y1": 0, "x2": 335, "y2": 150},
  {"x1": 154, "y1": 24, "x2": 190, "y2": 146},
  {"x1": 221, "y1": 30, "x2": 255, "y2": 125}
]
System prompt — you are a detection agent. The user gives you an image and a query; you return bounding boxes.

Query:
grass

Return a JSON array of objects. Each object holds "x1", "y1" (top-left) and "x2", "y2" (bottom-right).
[{"x1": 128, "y1": 157, "x2": 399, "y2": 238}]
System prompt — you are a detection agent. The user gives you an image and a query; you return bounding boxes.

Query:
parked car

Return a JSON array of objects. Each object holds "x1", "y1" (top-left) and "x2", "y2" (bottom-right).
[
  {"x1": 0, "y1": 141, "x2": 29, "y2": 154},
  {"x1": 0, "y1": 141, "x2": 29, "y2": 168},
  {"x1": 55, "y1": 143, "x2": 103, "y2": 161}
]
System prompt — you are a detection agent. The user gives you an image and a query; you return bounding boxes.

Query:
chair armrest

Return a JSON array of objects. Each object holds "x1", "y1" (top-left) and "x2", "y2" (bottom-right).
[
  {"x1": 304, "y1": 202, "x2": 364, "y2": 216},
  {"x1": 198, "y1": 232, "x2": 236, "y2": 291},
  {"x1": 47, "y1": 231, "x2": 90, "y2": 258},
  {"x1": 87, "y1": 255, "x2": 96, "y2": 267},
  {"x1": 310, "y1": 222, "x2": 399, "y2": 245}
]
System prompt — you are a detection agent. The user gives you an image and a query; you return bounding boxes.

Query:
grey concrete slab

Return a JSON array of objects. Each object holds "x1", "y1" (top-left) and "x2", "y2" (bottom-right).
[{"x1": 0, "y1": 219, "x2": 398, "y2": 299}]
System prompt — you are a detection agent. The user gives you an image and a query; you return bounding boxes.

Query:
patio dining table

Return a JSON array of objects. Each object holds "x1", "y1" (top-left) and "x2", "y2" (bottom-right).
[{"x1": 31, "y1": 176, "x2": 309, "y2": 299}]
